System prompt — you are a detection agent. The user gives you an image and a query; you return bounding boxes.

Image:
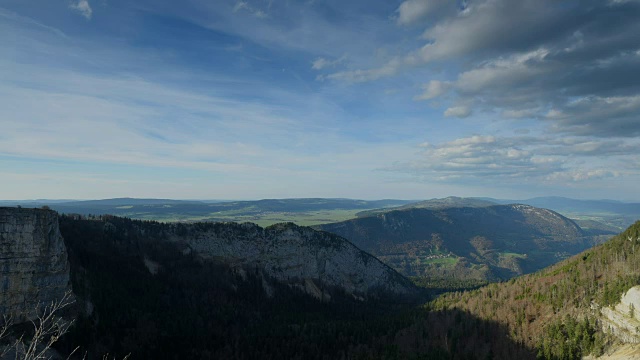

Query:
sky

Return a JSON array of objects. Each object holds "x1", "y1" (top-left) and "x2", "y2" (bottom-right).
[{"x1": 1, "y1": 0, "x2": 639, "y2": 201}]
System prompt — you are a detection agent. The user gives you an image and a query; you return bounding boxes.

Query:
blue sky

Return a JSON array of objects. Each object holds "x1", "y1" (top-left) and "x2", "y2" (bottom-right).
[{"x1": 1, "y1": 0, "x2": 639, "y2": 200}]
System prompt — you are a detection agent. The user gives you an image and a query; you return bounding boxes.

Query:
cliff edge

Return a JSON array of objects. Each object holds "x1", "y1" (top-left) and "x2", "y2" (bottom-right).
[
  {"x1": 168, "y1": 222, "x2": 419, "y2": 300},
  {"x1": 0, "y1": 207, "x2": 72, "y2": 321}
]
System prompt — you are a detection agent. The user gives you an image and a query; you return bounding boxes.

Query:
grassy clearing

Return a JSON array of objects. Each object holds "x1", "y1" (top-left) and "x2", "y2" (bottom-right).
[
  {"x1": 422, "y1": 257, "x2": 458, "y2": 266},
  {"x1": 500, "y1": 252, "x2": 527, "y2": 259}
]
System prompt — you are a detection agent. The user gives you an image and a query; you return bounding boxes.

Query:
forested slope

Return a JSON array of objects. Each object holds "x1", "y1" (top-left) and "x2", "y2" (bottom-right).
[
  {"x1": 319, "y1": 204, "x2": 595, "y2": 282},
  {"x1": 56, "y1": 215, "x2": 421, "y2": 358},
  {"x1": 421, "y1": 220, "x2": 640, "y2": 359},
  {"x1": 46, "y1": 215, "x2": 640, "y2": 359}
]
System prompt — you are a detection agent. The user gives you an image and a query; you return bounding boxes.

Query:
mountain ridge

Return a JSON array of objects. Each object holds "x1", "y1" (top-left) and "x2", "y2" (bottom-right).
[
  {"x1": 52, "y1": 214, "x2": 423, "y2": 358},
  {"x1": 318, "y1": 203, "x2": 597, "y2": 282}
]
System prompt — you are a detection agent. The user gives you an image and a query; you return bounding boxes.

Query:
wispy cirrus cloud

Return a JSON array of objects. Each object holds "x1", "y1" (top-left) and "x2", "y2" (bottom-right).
[
  {"x1": 0, "y1": 9, "x2": 416, "y2": 199},
  {"x1": 311, "y1": 56, "x2": 345, "y2": 70}
]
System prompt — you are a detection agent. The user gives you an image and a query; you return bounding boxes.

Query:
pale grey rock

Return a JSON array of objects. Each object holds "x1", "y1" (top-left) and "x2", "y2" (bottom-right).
[
  {"x1": 142, "y1": 256, "x2": 160, "y2": 275},
  {"x1": 168, "y1": 222, "x2": 418, "y2": 300},
  {"x1": 0, "y1": 207, "x2": 72, "y2": 322},
  {"x1": 599, "y1": 286, "x2": 640, "y2": 343}
]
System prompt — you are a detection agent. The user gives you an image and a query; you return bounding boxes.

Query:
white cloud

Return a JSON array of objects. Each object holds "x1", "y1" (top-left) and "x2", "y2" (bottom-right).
[
  {"x1": 455, "y1": 49, "x2": 549, "y2": 93},
  {"x1": 546, "y1": 169, "x2": 620, "y2": 182},
  {"x1": 444, "y1": 105, "x2": 471, "y2": 118},
  {"x1": 387, "y1": 134, "x2": 640, "y2": 192},
  {"x1": 544, "y1": 95, "x2": 640, "y2": 136},
  {"x1": 398, "y1": 135, "x2": 561, "y2": 180},
  {"x1": 323, "y1": 0, "x2": 640, "y2": 140},
  {"x1": 414, "y1": 80, "x2": 451, "y2": 100},
  {"x1": 609, "y1": 0, "x2": 640, "y2": 4},
  {"x1": 69, "y1": 0, "x2": 92, "y2": 20},
  {"x1": 233, "y1": 1, "x2": 268, "y2": 18},
  {"x1": 502, "y1": 109, "x2": 538, "y2": 119},
  {"x1": 325, "y1": 58, "x2": 403, "y2": 83},
  {"x1": 396, "y1": 0, "x2": 449, "y2": 25},
  {"x1": 311, "y1": 56, "x2": 344, "y2": 70}
]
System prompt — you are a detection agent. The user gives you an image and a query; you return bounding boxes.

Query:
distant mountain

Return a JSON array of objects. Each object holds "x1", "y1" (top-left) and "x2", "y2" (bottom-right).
[
  {"x1": 356, "y1": 196, "x2": 496, "y2": 217},
  {"x1": 358, "y1": 195, "x2": 640, "y2": 233},
  {"x1": 480, "y1": 196, "x2": 640, "y2": 231},
  {"x1": 484, "y1": 196, "x2": 640, "y2": 216},
  {"x1": 318, "y1": 204, "x2": 599, "y2": 282},
  {"x1": 58, "y1": 197, "x2": 206, "y2": 206},
  {"x1": 0, "y1": 199, "x2": 75, "y2": 206},
  {"x1": 4, "y1": 197, "x2": 417, "y2": 226}
]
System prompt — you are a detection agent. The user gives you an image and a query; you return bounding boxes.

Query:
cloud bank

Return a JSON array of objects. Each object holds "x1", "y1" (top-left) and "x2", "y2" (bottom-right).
[{"x1": 329, "y1": 0, "x2": 640, "y2": 137}]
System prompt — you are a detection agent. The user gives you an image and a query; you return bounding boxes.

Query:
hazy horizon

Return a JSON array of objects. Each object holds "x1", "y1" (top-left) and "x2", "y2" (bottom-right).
[{"x1": 1, "y1": 195, "x2": 639, "y2": 203}]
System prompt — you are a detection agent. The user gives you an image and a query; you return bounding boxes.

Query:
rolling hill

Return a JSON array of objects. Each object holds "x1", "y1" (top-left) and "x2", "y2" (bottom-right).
[
  {"x1": 356, "y1": 196, "x2": 497, "y2": 217},
  {"x1": 484, "y1": 196, "x2": 640, "y2": 231},
  {"x1": 318, "y1": 204, "x2": 603, "y2": 283}
]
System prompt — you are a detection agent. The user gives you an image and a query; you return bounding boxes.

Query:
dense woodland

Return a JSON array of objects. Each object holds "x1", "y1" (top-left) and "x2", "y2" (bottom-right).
[
  {"x1": 52, "y1": 215, "x2": 534, "y2": 359},
  {"x1": 51, "y1": 215, "x2": 640, "y2": 359},
  {"x1": 426, "y1": 220, "x2": 640, "y2": 359},
  {"x1": 318, "y1": 205, "x2": 599, "y2": 283},
  {"x1": 56, "y1": 215, "x2": 421, "y2": 359}
]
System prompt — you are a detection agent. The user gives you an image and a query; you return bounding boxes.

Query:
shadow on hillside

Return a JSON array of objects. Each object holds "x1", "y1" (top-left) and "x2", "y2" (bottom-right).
[
  {"x1": 373, "y1": 306, "x2": 538, "y2": 360},
  {"x1": 53, "y1": 215, "x2": 539, "y2": 359}
]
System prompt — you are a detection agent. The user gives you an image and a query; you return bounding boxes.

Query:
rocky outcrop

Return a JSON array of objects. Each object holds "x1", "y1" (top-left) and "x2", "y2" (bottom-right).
[
  {"x1": 168, "y1": 222, "x2": 419, "y2": 300},
  {"x1": 600, "y1": 286, "x2": 640, "y2": 343},
  {"x1": 0, "y1": 207, "x2": 72, "y2": 321}
]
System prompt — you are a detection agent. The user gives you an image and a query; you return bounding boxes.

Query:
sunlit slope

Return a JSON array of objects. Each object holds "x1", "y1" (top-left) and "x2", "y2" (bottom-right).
[
  {"x1": 319, "y1": 204, "x2": 596, "y2": 282},
  {"x1": 429, "y1": 220, "x2": 640, "y2": 358}
]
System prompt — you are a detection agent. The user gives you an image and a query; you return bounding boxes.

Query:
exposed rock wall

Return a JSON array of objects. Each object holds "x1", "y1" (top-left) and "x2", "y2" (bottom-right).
[
  {"x1": 600, "y1": 286, "x2": 640, "y2": 343},
  {"x1": 0, "y1": 207, "x2": 72, "y2": 321},
  {"x1": 168, "y1": 222, "x2": 418, "y2": 300}
]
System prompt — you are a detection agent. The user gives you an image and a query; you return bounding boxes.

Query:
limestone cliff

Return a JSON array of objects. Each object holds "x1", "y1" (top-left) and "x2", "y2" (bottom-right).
[
  {"x1": 0, "y1": 207, "x2": 72, "y2": 321},
  {"x1": 599, "y1": 286, "x2": 640, "y2": 343},
  {"x1": 168, "y1": 222, "x2": 419, "y2": 300}
]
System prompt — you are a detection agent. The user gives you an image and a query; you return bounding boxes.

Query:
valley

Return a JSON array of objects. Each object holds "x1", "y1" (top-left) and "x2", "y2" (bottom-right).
[
  {"x1": 4, "y1": 1, "x2": 639, "y2": 358},
  {"x1": 2, "y1": 199, "x2": 640, "y2": 359},
  {"x1": 318, "y1": 202, "x2": 604, "y2": 283},
  {"x1": 0, "y1": 198, "x2": 415, "y2": 227}
]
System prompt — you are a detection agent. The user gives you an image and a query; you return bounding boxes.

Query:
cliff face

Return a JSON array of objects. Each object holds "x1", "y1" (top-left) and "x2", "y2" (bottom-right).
[
  {"x1": 168, "y1": 222, "x2": 419, "y2": 300},
  {"x1": 0, "y1": 207, "x2": 72, "y2": 321},
  {"x1": 599, "y1": 286, "x2": 640, "y2": 343}
]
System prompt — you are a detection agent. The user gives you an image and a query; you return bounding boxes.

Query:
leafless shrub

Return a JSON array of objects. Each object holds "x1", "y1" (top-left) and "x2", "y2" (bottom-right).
[{"x1": 1, "y1": 291, "x2": 74, "y2": 360}]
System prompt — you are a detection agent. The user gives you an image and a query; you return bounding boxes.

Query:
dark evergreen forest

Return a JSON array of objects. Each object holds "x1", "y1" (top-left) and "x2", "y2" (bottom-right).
[{"x1": 55, "y1": 215, "x2": 538, "y2": 359}]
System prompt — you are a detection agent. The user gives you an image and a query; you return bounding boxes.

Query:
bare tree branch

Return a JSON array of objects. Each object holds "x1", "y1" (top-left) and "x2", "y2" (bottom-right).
[
  {"x1": 1, "y1": 314, "x2": 13, "y2": 358},
  {"x1": 2, "y1": 291, "x2": 74, "y2": 360}
]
